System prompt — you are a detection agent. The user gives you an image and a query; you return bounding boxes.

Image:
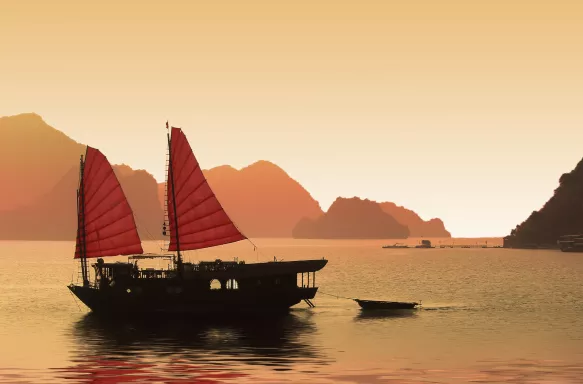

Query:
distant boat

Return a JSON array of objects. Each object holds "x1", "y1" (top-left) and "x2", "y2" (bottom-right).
[
  {"x1": 382, "y1": 243, "x2": 409, "y2": 249},
  {"x1": 558, "y1": 235, "x2": 583, "y2": 252},
  {"x1": 354, "y1": 299, "x2": 419, "y2": 310},
  {"x1": 415, "y1": 240, "x2": 434, "y2": 248},
  {"x1": 68, "y1": 124, "x2": 327, "y2": 316}
]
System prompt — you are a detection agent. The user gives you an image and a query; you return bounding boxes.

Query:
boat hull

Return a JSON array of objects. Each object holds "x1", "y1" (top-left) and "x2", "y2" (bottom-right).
[
  {"x1": 354, "y1": 299, "x2": 419, "y2": 310},
  {"x1": 558, "y1": 235, "x2": 583, "y2": 252},
  {"x1": 69, "y1": 284, "x2": 318, "y2": 316},
  {"x1": 560, "y1": 247, "x2": 583, "y2": 253}
]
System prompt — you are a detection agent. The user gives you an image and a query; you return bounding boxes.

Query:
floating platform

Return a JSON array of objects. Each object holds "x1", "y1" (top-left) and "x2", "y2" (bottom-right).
[{"x1": 438, "y1": 244, "x2": 502, "y2": 249}]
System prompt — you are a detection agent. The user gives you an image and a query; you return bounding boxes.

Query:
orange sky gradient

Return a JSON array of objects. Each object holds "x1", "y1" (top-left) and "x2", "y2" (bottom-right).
[{"x1": 1, "y1": 0, "x2": 582, "y2": 237}]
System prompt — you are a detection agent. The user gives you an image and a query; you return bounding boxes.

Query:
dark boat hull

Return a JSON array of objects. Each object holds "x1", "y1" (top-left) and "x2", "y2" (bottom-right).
[
  {"x1": 560, "y1": 247, "x2": 583, "y2": 253},
  {"x1": 69, "y1": 284, "x2": 318, "y2": 316},
  {"x1": 558, "y1": 235, "x2": 583, "y2": 252},
  {"x1": 69, "y1": 259, "x2": 327, "y2": 316},
  {"x1": 354, "y1": 299, "x2": 419, "y2": 310}
]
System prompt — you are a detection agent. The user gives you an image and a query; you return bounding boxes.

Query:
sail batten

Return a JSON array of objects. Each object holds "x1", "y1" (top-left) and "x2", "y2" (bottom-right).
[
  {"x1": 83, "y1": 194, "x2": 128, "y2": 226},
  {"x1": 178, "y1": 206, "x2": 225, "y2": 227},
  {"x1": 167, "y1": 127, "x2": 246, "y2": 252},
  {"x1": 179, "y1": 219, "x2": 236, "y2": 237},
  {"x1": 175, "y1": 179, "x2": 207, "y2": 210},
  {"x1": 174, "y1": 163, "x2": 201, "y2": 199},
  {"x1": 176, "y1": 192, "x2": 213, "y2": 213},
  {"x1": 81, "y1": 213, "x2": 136, "y2": 240},
  {"x1": 74, "y1": 147, "x2": 143, "y2": 259}
]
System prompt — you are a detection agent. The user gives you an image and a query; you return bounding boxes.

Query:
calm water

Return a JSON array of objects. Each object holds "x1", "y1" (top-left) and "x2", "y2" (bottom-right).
[{"x1": 1, "y1": 239, "x2": 583, "y2": 383}]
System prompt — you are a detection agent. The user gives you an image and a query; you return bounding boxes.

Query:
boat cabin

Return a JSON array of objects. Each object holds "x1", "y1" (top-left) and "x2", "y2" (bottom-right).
[{"x1": 91, "y1": 255, "x2": 323, "y2": 294}]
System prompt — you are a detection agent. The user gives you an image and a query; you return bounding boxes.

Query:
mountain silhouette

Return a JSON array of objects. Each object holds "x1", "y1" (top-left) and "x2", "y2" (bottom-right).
[
  {"x1": 0, "y1": 164, "x2": 164, "y2": 240},
  {"x1": 379, "y1": 202, "x2": 450, "y2": 237},
  {"x1": 505, "y1": 157, "x2": 583, "y2": 247},
  {"x1": 0, "y1": 113, "x2": 85, "y2": 211},
  {"x1": 0, "y1": 113, "x2": 449, "y2": 241},
  {"x1": 292, "y1": 197, "x2": 410, "y2": 239},
  {"x1": 158, "y1": 161, "x2": 323, "y2": 237}
]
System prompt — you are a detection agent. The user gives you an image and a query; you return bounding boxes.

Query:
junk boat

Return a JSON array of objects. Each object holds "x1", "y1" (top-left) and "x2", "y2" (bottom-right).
[
  {"x1": 354, "y1": 299, "x2": 419, "y2": 310},
  {"x1": 68, "y1": 124, "x2": 327, "y2": 315}
]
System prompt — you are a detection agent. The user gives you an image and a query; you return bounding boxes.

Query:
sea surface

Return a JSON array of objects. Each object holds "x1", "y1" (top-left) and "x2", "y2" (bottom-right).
[{"x1": 1, "y1": 239, "x2": 583, "y2": 383}]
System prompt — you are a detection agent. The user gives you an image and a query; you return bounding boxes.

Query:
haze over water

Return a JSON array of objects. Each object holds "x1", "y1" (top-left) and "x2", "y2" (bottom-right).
[{"x1": 1, "y1": 240, "x2": 583, "y2": 383}]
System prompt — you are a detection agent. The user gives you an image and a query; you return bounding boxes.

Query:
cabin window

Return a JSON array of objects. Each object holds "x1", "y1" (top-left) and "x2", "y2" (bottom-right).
[
  {"x1": 275, "y1": 278, "x2": 280, "y2": 285},
  {"x1": 210, "y1": 279, "x2": 222, "y2": 290}
]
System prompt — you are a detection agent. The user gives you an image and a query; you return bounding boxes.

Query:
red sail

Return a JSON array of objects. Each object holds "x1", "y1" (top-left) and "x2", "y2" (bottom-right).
[
  {"x1": 167, "y1": 127, "x2": 246, "y2": 251},
  {"x1": 74, "y1": 147, "x2": 143, "y2": 258}
]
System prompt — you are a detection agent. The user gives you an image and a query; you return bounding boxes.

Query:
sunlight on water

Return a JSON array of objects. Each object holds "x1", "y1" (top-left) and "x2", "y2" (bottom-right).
[{"x1": 1, "y1": 240, "x2": 583, "y2": 383}]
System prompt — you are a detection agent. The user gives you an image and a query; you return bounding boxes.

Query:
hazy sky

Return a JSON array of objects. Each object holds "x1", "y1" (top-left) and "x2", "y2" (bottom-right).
[{"x1": 1, "y1": 0, "x2": 582, "y2": 237}]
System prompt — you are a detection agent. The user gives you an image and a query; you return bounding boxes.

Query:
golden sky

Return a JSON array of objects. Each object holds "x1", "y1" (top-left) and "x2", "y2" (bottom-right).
[{"x1": 1, "y1": 0, "x2": 582, "y2": 237}]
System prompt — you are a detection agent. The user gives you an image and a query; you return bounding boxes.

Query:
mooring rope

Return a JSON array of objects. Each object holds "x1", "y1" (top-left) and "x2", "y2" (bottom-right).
[
  {"x1": 319, "y1": 291, "x2": 422, "y2": 306},
  {"x1": 318, "y1": 291, "x2": 356, "y2": 300},
  {"x1": 68, "y1": 289, "x2": 83, "y2": 312}
]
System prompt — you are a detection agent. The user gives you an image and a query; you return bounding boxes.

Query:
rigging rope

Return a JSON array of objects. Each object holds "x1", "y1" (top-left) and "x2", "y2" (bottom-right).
[
  {"x1": 132, "y1": 211, "x2": 166, "y2": 253},
  {"x1": 232, "y1": 222, "x2": 269, "y2": 262}
]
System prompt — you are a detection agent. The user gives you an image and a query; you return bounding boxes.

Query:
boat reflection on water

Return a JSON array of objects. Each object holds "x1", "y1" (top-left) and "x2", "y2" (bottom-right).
[
  {"x1": 354, "y1": 309, "x2": 418, "y2": 322},
  {"x1": 57, "y1": 310, "x2": 330, "y2": 383}
]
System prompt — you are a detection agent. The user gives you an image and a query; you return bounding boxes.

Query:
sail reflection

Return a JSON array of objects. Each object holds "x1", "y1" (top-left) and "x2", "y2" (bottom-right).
[{"x1": 57, "y1": 311, "x2": 329, "y2": 382}]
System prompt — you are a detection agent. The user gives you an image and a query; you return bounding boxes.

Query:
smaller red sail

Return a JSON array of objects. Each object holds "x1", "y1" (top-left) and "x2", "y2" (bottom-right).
[
  {"x1": 74, "y1": 147, "x2": 143, "y2": 258},
  {"x1": 167, "y1": 127, "x2": 246, "y2": 251}
]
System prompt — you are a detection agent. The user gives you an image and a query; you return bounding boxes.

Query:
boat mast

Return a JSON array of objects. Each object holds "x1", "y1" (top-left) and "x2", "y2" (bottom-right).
[
  {"x1": 78, "y1": 153, "x2": 89, "y2": 287},
  {"x1": 167, "y1": 125, "x2": 183, "y2": 277}
]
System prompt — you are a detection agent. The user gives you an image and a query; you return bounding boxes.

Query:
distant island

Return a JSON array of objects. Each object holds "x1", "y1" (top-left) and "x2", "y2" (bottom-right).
[
  {"x1": 0, "y1": 113, "x2": 451, "y2": 240},
  {"x1": 292, "y1": 197, "x2": 451, "y2": 239},
  {"x1": 379, "y1": 202, "x2": 450, "y2": 238},
  {"x1": 504, "y1": 156, "x2": 583, "y2": 248},
  {"x1": 293, "y1": 197, "x2": 410, "y2": 239}
]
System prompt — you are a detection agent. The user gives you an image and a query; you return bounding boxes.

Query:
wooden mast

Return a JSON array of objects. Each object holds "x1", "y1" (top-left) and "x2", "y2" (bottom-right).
[
  {"x1": 167, "y1": 125, "x2": 183, "y2": 277},
  {"x1": 78, "y1": 152, "x2": 89, "y2": 286}
]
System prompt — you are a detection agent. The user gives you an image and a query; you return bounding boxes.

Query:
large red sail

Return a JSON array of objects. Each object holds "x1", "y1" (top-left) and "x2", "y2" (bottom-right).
[
  {"x1": 74, "y1": 147, "x2": 143, "y2": 258},
  {"x1": 167, "y1": 127, "x2": 246, "y2": 251}
]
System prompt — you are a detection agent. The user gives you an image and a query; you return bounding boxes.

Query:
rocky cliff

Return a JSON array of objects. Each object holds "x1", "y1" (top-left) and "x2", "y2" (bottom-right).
[
  {"x1": 505, "y1": 157, "x2": 583, "y2": 247},
  {"x1": 380, "y1": 202, "x2": 451, "y2": 237},
  {"x1": 0, "y1": 113, "x2": 85, "y2": 210},
  {"x1": 0, "y1": 164, "x2": 164, "y2": 240},
  {"x1": 292, "y1": 197, "x2": 410, "y2": 239}
]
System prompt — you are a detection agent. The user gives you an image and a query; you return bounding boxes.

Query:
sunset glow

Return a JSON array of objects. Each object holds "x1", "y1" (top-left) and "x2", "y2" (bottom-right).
[{"x1": 2, "y1": 0, "x2": 582, "y2": 236}]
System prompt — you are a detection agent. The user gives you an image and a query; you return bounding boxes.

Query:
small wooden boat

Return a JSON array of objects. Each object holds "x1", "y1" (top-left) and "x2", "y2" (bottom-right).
[{"x1": 354, "y1": 299, "x2": 419, "y2": 310}]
